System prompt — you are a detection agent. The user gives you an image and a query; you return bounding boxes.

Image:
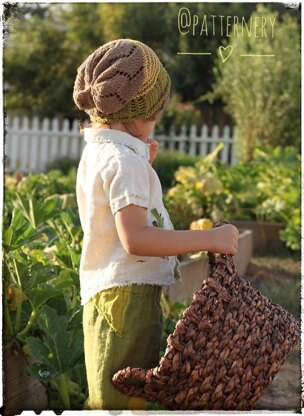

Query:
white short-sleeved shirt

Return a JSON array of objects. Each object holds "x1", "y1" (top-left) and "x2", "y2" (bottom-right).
[{"x1": 76, "y1": 128, "x2": 178, "y2": 304}]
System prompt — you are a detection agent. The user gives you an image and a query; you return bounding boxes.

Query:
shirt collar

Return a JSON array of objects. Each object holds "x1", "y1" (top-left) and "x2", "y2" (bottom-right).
[{"x1": 83, "y1": 128, "x2": 150, "y2": 160}]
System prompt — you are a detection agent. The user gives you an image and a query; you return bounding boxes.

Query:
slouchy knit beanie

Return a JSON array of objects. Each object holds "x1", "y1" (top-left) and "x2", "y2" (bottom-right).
[{"x1": 73, "y1": 38, "x2": 171, "y2": 123}]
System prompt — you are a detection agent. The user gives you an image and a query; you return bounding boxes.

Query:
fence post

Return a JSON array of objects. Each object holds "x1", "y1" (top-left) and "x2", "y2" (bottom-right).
[
  {"x1": 19, "y1": 117, "x2": 31, "y2": 172},
  {"x1": 221, "y1": 125, "x2": 230, "y2": 164},
  {"x1": 30, "y1": 117, "x2": 41, "y2": 172},
  {"x1": 39, "y1": 117, "x2": 50, "y2": 171},
  {"x1": 8, "y1": 116, "x2": 20, "y2": 171},
  {"x1": 177, "y1": 125, "x2": 187, "y2": 153},
  {"x1": 5, "y1": 116, "x2": 236, "y2": 173},
  {"x1": 189, "y1": 124, "x2": 197, "y2": 157},
  {"x1": 199, "y1": 125, "x2": 208, "y2": 156},
  {"x1": 48, "y1": 117, "x2": 60, "y2": 166},
  {"x1": 210, "y1": 125, "x2": 220, "y2": 155},
  {"x1": 60, "y1": 119, "x2": 70, "y2": 158},
  {"x1": 71, "y1": 119, "x2": 81, "y2": 159}
]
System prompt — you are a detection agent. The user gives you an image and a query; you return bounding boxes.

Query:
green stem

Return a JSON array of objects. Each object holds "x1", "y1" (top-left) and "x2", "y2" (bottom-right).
[
  {"x1": 4, "y1": 296, "x2": 14, "y2": 336},
  {"x1": 62, "y1": 219, "x2": 75, "y2": 245},
  {"x1": 12, "y1": 258, "x2": 24, "y2": 333},
  {"x1": 4, "y1": 254, "x2": 18, "y2": 286},
  {"x1": 17, "y1": 309, "x2": 38, "y2": 338},
  {"x1": 13, "y1": 258, "x2": 22, "y2": 287},
  {"x1": 15, "y1": 335, "x2": 26, "y2": 345},
  {"x1": 48, "y1": 219, "x2": 63, "y2": 239},
  {"x1": 29, "y1": 198, "x2": 36, "y2": 229},
  {"x1": 57, "y1": 374, "x2": 70, "y2": 409},
  {"x1": 15, "y1": 298, "x2": 23, "y2": 333}
]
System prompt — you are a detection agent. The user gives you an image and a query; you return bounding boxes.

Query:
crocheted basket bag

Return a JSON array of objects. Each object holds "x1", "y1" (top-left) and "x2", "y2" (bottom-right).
[{"x1": 112, "y1": 221, "x2": 300, "y2": 410}]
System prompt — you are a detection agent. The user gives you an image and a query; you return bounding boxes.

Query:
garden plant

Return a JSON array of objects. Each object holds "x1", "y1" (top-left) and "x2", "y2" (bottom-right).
[
  {"x1": 3, "y1": 3, "x2": 300, "y2": 411},
  {"x1": 165, "y1": 144, "x2": 300, "y2": 252},
  {"x1": 3, "y1": 135, "x2": 300, "y2": 411}
]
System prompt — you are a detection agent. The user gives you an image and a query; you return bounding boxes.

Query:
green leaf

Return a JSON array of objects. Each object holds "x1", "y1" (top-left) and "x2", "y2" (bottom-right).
[
  {"x1": 38, "y1": 306, "x2": 69, "y2": 369},
  {"x1": 151, "y1": 208, "x2": 164, "y2": 228},
  {"x1": 36, "y1": 305, "x2": 83, "y2": 374},
  {"x1": 66, "y1": 329, "x2": 84, "y2": 370},
  {"x1": 55, "y1": 241, "x2": 72, "y2": 268},
  {"x1": 11, "y1": 258, "x2": 31, "y2": 292},
  {"x1": 13, "y1": 193, "x2": 59, "y2": 229},
  {"x1": 28, "y1": 362, "x2": 59, "y2": 381},
  {"x1": 202, "y1": 142, "x2": 224, "y2": 164},
  {"x1": 68, "y1": 247, "x2": 81, "y2": 270},
  {"x1": 26, "y1": 336, "x2": 51, "y2": 363},
  {"x1": 68, "y1": 308, "x2": 83, "y2": 330},
  {"x1": 30, "y1": 263, "x2": 61, "y2": 286},
  {"x1": 28, "y1": 288, "x2": 62, "y2": 310},
  {"x1": 3, "y1": 208, "x2": 39, "y2": 251},
  {"x1": 53, "y1": 269, "x2": 76, "y2": 289}
]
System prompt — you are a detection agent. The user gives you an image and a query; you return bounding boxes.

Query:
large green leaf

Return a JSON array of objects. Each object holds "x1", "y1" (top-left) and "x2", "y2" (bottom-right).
[
  {"x1": 30, "y1": 263, "x2": 61, "y2": 286},
  {"x1": 3, "y1": 208, "x2": 39, "y2": 251},
  {"x1": 53, "y1": 269, "x2": 75, "y2": 289},
  {"x1": 55, "y1": 241, "x2": 72, "y2": 268},
  {"x1": 28, "y1": 288, "x2": 62, "y2": 310},
  {"x1": 68, "y1": 308, "x2": 83, "y2": 330},
  {"x1": 45, "y1": 193, "x2": 77, "y2": 210},
  {"x1": 26, "y1": 336, "x2": 52, "y2": 363},
  {"x1": 66, "y1": 329, "x2": 84, "y2": 370},
  {"x1": 28, "y1": 362, "x2": 59, "y2": 381},
  {"x1": 10, "y1": 258, "x2": 33, "y2": 292},
  {"x1": 13, "y1": 193, "x2": 59, "y2": 229},
  {"x1": 36, "y1": 305, "x2": 84, "y2": 375}
]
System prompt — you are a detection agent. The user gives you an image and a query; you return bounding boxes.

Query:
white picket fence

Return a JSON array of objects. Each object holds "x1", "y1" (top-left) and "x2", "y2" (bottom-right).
[{"x1": 5, "y1": 116, "x2": 236, "y2": 173}]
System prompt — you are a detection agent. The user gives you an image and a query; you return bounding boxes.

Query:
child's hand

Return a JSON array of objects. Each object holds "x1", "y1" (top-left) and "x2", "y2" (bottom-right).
[
  {"x1": 147, "y1": 138, "x2": 158, "y2": 165},
  {"x1": 208, "y1": 224, "x2": 239, "y2": 256}
]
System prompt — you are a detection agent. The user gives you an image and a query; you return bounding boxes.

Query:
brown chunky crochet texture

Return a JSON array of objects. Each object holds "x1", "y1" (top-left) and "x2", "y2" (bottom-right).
[
  {"x1": 112, "y1": 221, "x2": 300, "y2": 410},
  {"x1": 73, "y1": 39, "x2": 171, "y2": 123}
]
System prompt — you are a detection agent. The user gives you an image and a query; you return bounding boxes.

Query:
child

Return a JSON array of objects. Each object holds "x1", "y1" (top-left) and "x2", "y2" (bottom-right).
[{"x1": 73, "y1": 39, "x2": 239, "y2": 410}]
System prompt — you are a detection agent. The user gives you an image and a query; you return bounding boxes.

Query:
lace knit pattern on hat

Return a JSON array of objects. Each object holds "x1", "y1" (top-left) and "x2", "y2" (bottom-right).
[{"x1": 73, "y1": 39, "x2": 171, "y2": 123}]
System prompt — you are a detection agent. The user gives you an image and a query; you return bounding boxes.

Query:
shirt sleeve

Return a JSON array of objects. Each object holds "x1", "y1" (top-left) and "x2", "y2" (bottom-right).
[{"x1": 101, "y1": 153, "x2": 150, "y2": 215}]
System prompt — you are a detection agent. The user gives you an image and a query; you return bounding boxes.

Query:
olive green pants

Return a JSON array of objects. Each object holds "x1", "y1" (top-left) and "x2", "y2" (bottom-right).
[{"x1": 82, "y1": 284, "x2": 163, "y2": 410}]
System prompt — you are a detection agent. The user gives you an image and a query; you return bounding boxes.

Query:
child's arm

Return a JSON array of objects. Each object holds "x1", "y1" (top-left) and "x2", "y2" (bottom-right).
[{"x1": 115, "y1": 204, "x2": 239, "y2": 257}]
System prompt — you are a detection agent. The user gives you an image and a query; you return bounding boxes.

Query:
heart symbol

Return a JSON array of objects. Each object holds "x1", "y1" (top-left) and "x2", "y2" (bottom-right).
[{"x1": 219, "y1": 45, "x2": 233, "y2": 63}]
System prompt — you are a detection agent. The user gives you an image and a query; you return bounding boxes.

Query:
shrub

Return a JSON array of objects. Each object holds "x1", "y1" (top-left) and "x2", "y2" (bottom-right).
[
  {"x1": 153, "y1": 151, "x2": 199, "y2": 189},
  {"x1": 207, "y1": 5, "x2": 300, "y2": 162},
  {"x1": 165, "y1": 144, "x2": 300, "y2": 251},
  {"x1": 164, "y1": 144, "x2": 226, "y2": 230},
  {"x1": 46, "y1": 157, "x2": 79, "y2": 174},
  {"x1": 4, "y1": 170, "x2": 83, "y2": 410}
]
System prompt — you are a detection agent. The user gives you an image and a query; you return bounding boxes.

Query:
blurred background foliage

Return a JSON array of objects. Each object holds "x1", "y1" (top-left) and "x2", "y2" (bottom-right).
[
  {"x1": 205, "y1": 5, "x2": 301, "y2": 161},
  {"x1": 4, "y1": 2, "x2": 300, "y2": 150}
]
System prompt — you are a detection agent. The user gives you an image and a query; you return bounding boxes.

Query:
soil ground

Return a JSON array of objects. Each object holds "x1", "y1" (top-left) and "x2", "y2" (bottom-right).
[{"x1": 243, "y1": 255, "x2": 302, "y2": 412}]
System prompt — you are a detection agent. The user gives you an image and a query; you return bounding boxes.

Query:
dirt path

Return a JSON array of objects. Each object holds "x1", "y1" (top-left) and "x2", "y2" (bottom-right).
[{"x1": 244, "y1": 256, "x2": 301, "y2": 412}]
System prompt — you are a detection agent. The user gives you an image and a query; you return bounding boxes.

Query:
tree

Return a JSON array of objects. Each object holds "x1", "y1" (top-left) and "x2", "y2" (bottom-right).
[
  {"x1": 207, "y1": 5, "x2": 300, "y2": 162},
  {"x1": 4, "y1": 3, "x2": 299, "y2": 121},
  {"x1": 4, "y1": 4, "x2": 104, "y2": 118}
]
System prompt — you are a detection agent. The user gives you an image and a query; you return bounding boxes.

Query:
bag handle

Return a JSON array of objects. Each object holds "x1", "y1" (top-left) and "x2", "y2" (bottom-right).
[{"x1": 207, "y1": 220, "x2": 236, "y2": 277}]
